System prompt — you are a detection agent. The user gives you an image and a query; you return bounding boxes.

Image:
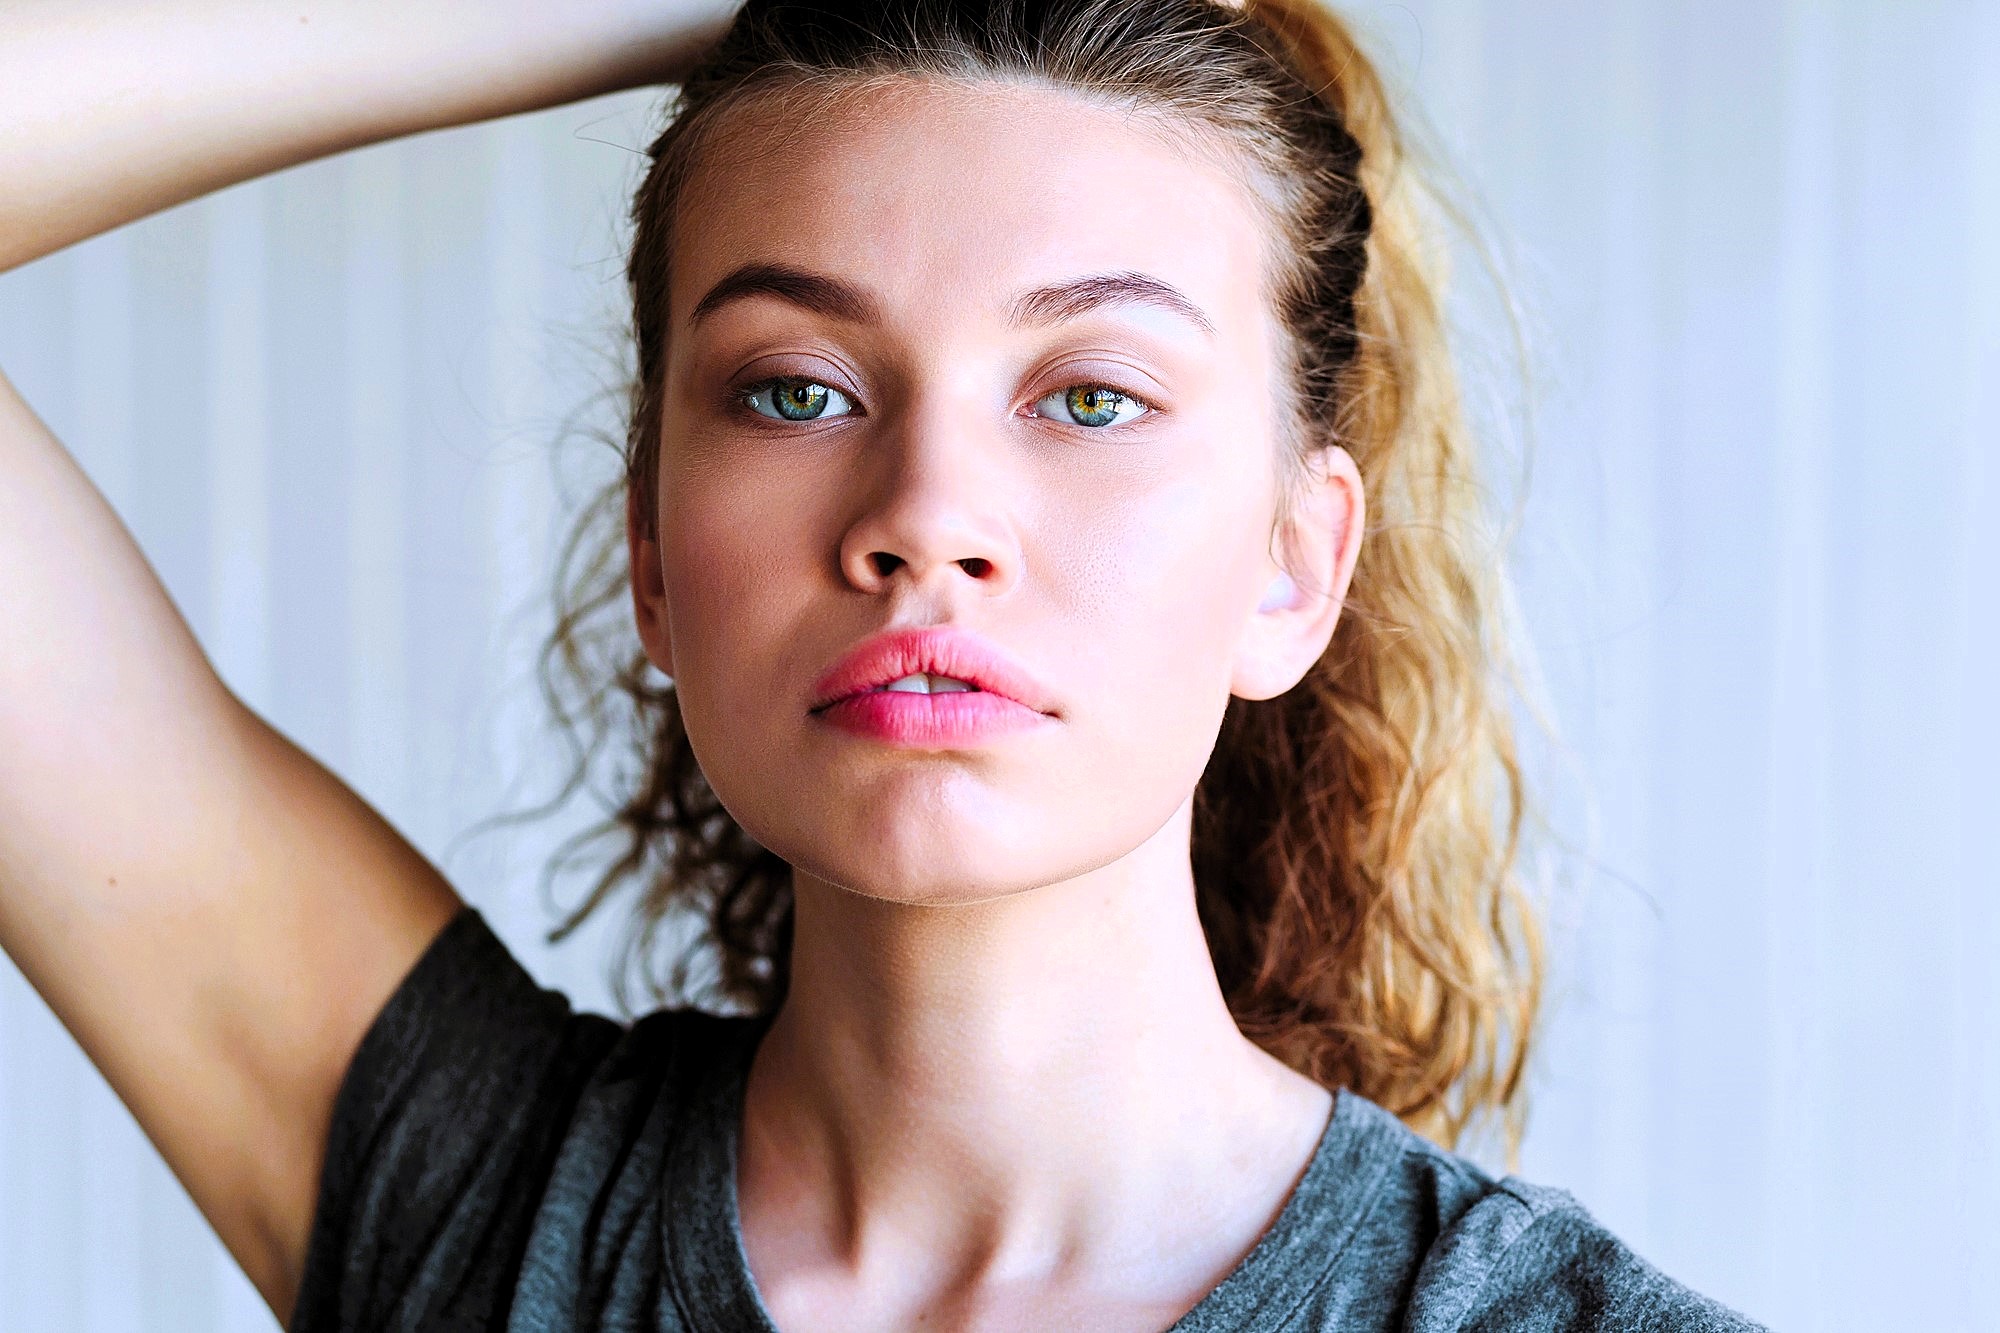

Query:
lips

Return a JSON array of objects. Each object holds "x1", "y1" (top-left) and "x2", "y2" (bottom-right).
[{"x1": 808, "y1": 626, "x2": 1057, "y2": 716}]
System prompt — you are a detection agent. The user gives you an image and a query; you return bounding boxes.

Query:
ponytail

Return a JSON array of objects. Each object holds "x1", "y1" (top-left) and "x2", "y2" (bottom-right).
[{"x1": 1195, "y1": 0, "x2": 1543, "y2": 1154}]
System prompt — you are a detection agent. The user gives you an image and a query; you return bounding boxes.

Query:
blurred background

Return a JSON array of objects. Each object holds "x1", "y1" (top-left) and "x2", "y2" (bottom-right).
[{"x1": 1, "y1": 1, "x2": 1994, "y2": 1328}]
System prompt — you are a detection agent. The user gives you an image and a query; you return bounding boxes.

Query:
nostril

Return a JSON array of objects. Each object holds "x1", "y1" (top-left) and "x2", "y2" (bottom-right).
[
  {"x1": 869, "y1": 552, "x2": 904, "y2": 578},
  {"x1": 959, "y1": 557, "x2": 991, "y2": 577}
]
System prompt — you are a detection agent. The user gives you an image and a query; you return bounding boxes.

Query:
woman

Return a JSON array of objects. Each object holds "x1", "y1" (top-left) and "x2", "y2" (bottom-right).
[{"x1": 0, "y1": 0, "x2": 1762, "y2": 1328}]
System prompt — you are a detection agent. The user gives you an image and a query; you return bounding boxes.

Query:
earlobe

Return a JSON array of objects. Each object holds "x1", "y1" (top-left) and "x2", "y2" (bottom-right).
[{"x1": 625, "y1": 488, "x2": 675, "y2": 678}]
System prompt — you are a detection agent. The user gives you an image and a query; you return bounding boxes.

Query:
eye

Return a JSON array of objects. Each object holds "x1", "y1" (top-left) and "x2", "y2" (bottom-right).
[
  {"x1": 740, "y1": 377, "x2": 858, "y2": 422},
  {"x1": 1031, "y1": 383, "x2": 1151, "y2": 429}
]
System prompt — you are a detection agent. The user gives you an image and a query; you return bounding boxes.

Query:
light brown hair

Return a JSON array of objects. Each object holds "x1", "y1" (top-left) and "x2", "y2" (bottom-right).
[{"x1": 524, "y1": 0, "x2": 1545, "y2": 1155}]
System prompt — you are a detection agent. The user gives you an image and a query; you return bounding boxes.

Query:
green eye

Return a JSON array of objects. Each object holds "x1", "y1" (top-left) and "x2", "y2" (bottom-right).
[
  {"x1": 1034, "y1": 384, "x2": 1149, "y2": 428},
  {"x1": 743, "y1": 378, "x2": 856, "y2": 421},
  {"x1": 774, "y1": 382, "x2": 827, "y2": 420}
]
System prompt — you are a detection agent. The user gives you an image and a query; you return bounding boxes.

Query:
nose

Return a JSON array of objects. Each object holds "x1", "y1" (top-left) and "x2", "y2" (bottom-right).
[{"x1": 836, "y1": 395, "x2": 1023, "y2": 601}]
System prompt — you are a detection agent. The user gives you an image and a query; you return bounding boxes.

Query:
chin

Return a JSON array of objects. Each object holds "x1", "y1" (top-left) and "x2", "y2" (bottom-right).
[
  {"x1": 717, "y1": 760, "x2": 1154, "y2": 909},
  {"x1": 756, "y1": 808, "x2": 1087, "y2": 909},
  {"x1": 796, "y1": 826, "x2": 1052, "y2": 907}
]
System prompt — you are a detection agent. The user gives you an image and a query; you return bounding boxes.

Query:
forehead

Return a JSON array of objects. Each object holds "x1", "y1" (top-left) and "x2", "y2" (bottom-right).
[{"x1": 667, "y1": 78, "x2": 1276, "y2": 345}]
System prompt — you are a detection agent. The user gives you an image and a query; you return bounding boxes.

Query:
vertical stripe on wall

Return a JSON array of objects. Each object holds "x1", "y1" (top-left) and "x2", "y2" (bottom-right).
[
  {"x1": 1946, "y1": 4, "x2": 2000, "y2": 1321},
  {"x1": 1760, "y1": 0, "x2": 1836, "y2": 1320},
  {"x1": 204, "y1": 184, "x2": 272, "y2": 717},
  {"x1": 344, "y1": 143, "x2": 413, "y2": 829}
]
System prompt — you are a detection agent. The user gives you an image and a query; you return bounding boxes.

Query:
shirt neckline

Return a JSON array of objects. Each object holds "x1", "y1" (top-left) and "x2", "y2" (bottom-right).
[{"x1": 661, "y1": 1015, "x2": 1407, "y2": 1332}]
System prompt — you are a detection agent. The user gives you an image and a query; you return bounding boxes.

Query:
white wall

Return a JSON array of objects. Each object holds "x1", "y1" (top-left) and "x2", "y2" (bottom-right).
[
  {"x1": 0, "y1": 2, "x2": 1992, "y2": 1328},
  {"x1": 1401, "y1": 4, "x2": 1997, "y2": 1328}
]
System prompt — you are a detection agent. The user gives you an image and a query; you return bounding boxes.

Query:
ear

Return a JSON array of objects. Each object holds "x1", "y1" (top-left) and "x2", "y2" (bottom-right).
[
  {"x1": 626, "y1": 487, "x2": 675, "y2": 678},
  {"x1": 1229, "y1": 445, "x2": 1365, "y2": 702}
]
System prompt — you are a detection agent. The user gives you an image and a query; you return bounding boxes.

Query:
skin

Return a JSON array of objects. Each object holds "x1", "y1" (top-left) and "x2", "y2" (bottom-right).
[
  {"x1": 625, "y1": 80, "x2": 1367, "y2": 1330},
  {"x1": 0, "y1": 2, "x2": 1363, "y2": 1327}
]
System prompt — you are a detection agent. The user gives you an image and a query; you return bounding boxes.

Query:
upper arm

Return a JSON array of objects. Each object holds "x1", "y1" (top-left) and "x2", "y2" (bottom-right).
[{"x1": 0, "y1": 363, "x2": 464, "y2": 1321}]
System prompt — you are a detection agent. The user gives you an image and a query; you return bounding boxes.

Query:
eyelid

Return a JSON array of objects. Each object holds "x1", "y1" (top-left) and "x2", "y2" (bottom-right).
[
  {"x1": 728, "y1": 352, "x2": 865, "y2": 401},
  {"x1": 1030, "y1": 356, "x2": 1164, "y2": 407},
  {"x1": 737, "y1": 370, "x2": 858, "y2": 398}
]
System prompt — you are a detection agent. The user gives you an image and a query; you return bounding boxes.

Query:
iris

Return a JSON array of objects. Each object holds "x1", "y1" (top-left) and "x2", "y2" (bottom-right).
[
  {"x1": 773, "y1": 380, "x2": 831, "y2": 420},
  {"x1": 1062, "y1": 385, "x2": 1128, "y2": 427}
]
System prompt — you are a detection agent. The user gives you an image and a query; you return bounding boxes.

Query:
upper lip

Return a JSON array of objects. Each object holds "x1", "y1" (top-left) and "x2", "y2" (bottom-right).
[{"x1": 809, "y1": 626, "x2": 1057, "y2": 716}]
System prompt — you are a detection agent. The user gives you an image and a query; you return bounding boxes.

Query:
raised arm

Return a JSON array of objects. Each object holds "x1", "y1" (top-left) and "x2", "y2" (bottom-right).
[
  {"x1": 0, "y1": 2, "x2": 731, "y2": 1323},
  {"x1": 0, "y1": 0, "x2": 735, "y2": 271}
]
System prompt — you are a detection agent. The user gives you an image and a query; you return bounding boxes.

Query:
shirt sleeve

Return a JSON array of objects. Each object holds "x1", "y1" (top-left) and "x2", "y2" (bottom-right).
[
  {"x1": 288, "y1": 905, "x2": 625, "y2": 1333},
  {"x1": 1420, "y1": 1180, "x2": 1769, "y2": 1332}
]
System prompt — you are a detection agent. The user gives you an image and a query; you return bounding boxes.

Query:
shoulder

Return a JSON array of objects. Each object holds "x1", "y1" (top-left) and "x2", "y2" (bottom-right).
[
  {"x1": 335, "y1": 904, "x2": 762, "y2": 1168},
  {"x1": 291, "y1": 906, "x2": 762, "y2": 1332},
  {"x1": 1311, "y1": 1095, "x2": 1766, "y2": 1332},
  {"x1": 1407, "y1": 1175, "x2": 1764, "y2": 1331},
  {"x1": 337, "y1": 902, "x2": 748, "y2": 1090}
]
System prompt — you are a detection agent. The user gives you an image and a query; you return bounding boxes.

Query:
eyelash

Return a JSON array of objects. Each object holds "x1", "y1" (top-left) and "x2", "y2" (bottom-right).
[{"x1": 734, "y1": 375, "x2": 1156, "y2": 430}]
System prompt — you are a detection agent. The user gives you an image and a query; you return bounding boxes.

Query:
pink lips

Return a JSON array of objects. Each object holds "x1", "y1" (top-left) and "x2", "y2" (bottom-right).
[{"x1": 808, "y1": 626, "x2": 1058, "y2": 747}]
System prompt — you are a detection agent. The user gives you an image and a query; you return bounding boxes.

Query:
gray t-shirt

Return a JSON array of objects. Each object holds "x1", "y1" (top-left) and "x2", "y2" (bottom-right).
[{"x1": 290, "y1": 907, "x2": 1764, "y2": 1331}]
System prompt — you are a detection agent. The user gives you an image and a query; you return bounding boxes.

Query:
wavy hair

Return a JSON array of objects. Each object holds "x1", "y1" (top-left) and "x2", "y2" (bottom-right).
[{"x1": 520, "y1": 0, "x2": 1546, "y2": 1155}]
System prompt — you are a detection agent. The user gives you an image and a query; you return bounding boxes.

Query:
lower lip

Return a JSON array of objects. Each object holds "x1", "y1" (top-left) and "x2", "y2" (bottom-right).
[{"x1": 812, "y1": 689, "x2": 1054, "y2": 746}]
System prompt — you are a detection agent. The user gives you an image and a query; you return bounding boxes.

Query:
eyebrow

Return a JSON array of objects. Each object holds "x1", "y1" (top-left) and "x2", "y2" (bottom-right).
[
  {"x1": 1011, "y1": 270, "x2": 1217, "y2": 339},
  {"x1": 686, "y1": 263, "x2": 1218, "y2": 339},
  {"x1": 689, "y1": 264, "x2": 880, "y2": 329}
]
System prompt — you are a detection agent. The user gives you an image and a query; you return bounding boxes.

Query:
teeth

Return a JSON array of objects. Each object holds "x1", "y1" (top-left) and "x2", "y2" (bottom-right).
[{"x1": 877, "y1": 673, "x2": 979, "y2": 694}]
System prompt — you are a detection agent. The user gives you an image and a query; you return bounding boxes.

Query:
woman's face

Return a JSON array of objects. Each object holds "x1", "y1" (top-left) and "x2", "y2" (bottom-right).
[{"x1": 629, "y1": 78, "x2": 1360, "y2": 906}]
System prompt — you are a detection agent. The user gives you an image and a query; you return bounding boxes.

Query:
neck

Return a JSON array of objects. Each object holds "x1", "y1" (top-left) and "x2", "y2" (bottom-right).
[{"x1": 737, "y1": 795, "x2": 1332, "y2": 1290}]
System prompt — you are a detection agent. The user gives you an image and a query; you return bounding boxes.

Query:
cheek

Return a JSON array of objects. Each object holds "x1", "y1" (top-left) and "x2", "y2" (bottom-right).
[
  {"x1": 654, "y1": 466, "x2": 817, "y2": 732},
  {"x1": 1041, "y1": 461, "x2": 1267, "y2": 766},
  {"x1": 1050, "y1": 455, "x2": 1262, "y2": 660}
]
